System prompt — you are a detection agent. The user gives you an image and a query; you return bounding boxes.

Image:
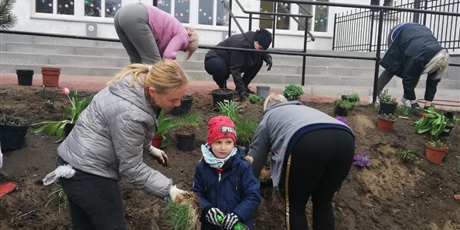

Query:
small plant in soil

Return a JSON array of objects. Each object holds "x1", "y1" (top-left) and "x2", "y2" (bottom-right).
[
  {"x1": 235, "y1": 116, "x2": 258, "y2": 149},
  {"x1": 454, "y1": 161, "x2": 460, "y2": 175},
  {"x1": 156, "y1": 110, "x2": 181, "y2": 148},
  {"x1": 427, "y1": 139, "x2": 448, "y2": 149},
  {"x1": 380, "y1": 113, "x2": 396, "y2": 121},
  {"x1": 414, "y1": 107, "x2": 446, "y2": 139},
  {"x1": 342, "y1": 92, "x2": 360, "y2": 103},
  {"x1": 378, "y1": 89, "x2": 397, "y2": 104},
  {"x1": 394, "y1": 148, "x2": 415, "y2": 162},
  {"x1": 175, "y1": 110, "x2": 201, "y2": 135},
  {"x1": 334, "y1": 99, "x2": 355, "y2": 112},
  {"x1": 45, "y1": 182, "x2": 68, "y2": 213},
  {"x1": 216, "y1": 101, "x2": 240, "y2": 121},
  {"x1": 353, "y1": 153, "x2": 371, "y2": 168},
  {"x1": 283, "y1": 84, "x2": 304, "y2": 101},
  {"x1": 397, "y1": 105, "x2": 411, "y2": 116},
  {"x1": 248, "y1": 94, "x2": 263, "y2": 104}
]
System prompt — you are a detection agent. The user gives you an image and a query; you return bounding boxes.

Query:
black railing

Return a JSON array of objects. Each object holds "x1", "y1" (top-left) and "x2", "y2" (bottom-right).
[{"x1": 334, "y1": 0, "x2": 460, "y2": 52}]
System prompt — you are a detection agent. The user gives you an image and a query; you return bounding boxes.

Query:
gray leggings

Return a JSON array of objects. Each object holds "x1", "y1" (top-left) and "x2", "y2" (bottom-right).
[{"x1": 114, "y1": 3, "x2": 161, "y2": 64}]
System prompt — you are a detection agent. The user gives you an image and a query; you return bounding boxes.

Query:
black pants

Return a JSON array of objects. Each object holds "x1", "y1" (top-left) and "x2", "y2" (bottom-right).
[
  {"x1": 57, "y1": 157, "x2": 126, "y2": 230},
  {"x1": 284, "y1": 129, "x2": 354, "y2": 230},
  {"x1": 204, "y1": 57, "x2": 263, "y2": 88}
]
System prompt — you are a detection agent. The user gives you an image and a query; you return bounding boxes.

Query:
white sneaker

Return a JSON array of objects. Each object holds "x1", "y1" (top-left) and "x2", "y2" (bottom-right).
[{"x1": 401, "y1": 97, "x2": 411, "y2": 108}]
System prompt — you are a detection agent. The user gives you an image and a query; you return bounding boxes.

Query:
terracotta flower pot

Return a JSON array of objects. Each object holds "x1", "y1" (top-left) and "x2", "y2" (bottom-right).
[
  {"x1": 151, "y1": 135, "x2": 163, "y2": 148},
  {"x1": 377, "y1": 117, "x2": 394, "y2": 132},
  {"x1": 41, "y1": 67, "x2": 61, "y2": 87},
  {"x1": 425, "y1": 144, "x2": 448, "y2": 164}
]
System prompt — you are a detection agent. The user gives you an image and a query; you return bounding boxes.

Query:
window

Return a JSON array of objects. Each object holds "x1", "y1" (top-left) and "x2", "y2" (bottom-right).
[
  {"x1": 35, "y1": 0, "x2": 121, "y2": 18},
  {"x1": 157, "y1": 0, "x2": 189, "y2": 23},
  {"x1": 198, "y1": 0, "x2": 228, "y2": 26},
  {"x1": 260, "y1": 0, "x2": 329, "y2": 32},
  {"x1": 84, "y1": 0, "x2": 121, "y2": 18}
]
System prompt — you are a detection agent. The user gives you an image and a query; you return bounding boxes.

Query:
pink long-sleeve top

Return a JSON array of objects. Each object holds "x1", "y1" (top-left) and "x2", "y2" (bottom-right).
[{"x1": 144, "y1": 4, "x2": 189, "y2": 60}]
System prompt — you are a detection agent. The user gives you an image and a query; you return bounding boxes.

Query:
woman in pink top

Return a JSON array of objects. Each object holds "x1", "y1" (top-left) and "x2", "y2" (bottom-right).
[{"x1": 114, "y1": 3, "x2": 199, "y2": 64}]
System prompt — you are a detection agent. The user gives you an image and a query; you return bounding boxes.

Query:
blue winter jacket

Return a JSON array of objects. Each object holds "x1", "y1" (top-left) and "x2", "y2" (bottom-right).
[{"x1": 191, "y1": 151, "x2": 261, "y2": 230}]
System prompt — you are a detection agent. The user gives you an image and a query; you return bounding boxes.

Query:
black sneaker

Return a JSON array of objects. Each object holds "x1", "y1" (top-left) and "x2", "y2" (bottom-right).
[
  {"x1": 411, "y1": 103, "x2": 422, "y2": 115},
  {"x1": 245, "y1": 85, "x2": 255, "y2": 94}
]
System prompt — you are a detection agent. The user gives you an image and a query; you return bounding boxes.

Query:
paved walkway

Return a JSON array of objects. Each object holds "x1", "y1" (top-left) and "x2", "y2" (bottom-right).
[
  {"x1": 2, "y1": 73, "x2": 459, "y2": 109},
  {"x1": 0, "y1": 73, "x2": 341, "y2": 104}
]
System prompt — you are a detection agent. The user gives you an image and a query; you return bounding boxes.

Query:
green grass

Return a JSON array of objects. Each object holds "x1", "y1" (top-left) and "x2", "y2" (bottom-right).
[{"x1": 394, "y1": 148, "x2": 415, "y2": 162}]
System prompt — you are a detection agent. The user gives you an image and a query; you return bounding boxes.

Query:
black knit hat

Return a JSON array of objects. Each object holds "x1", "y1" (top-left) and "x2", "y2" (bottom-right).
[{"x1": 255, "y1": 28, "x2": 272, "y2": 50}]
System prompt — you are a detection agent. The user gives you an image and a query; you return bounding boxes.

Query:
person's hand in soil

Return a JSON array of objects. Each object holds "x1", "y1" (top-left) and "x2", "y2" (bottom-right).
[{"x1": 149, "y1": 145, "x2": 168, "y2": 166}]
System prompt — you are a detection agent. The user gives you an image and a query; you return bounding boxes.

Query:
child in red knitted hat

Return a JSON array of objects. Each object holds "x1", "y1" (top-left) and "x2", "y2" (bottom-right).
[{"x1": 191, "y1": 116, "x2": 260, "y2": 230}]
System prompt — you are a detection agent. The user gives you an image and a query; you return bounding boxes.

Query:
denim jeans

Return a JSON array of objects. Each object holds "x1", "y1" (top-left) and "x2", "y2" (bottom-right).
[{"x1": 58, "y1": 157, "x2": 126, "y2": 230}]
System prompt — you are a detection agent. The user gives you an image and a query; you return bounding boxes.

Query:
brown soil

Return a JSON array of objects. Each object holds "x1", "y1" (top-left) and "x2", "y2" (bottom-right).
[{"x1": 1, "y1": 86, "x2": 460, "y2": 230}]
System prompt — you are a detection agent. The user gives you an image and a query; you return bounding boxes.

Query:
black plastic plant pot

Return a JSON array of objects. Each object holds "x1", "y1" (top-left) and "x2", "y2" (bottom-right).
[
  {"x1": 211, "y1": 88, "x2": 233, "y2": 108},
  {"x1": 170, "y1": 95, "x2": 193, "y2": 116},
  {"x1": 176, "y1": 133, "x2": 195, "y2": 151},
  {"x1": 379, "y1": 102, "x2": 397, "y2": 115},
  {"x1": 16, "y1": 69, "x2": 34, "y2": 86},
  {"x1": 334, "y1": 106, "x2": 349, "y2": 117},
  {"x1": 64, "y1": 123, "x2": 75, "y2": 137},
  {"x1": 0, "y1": 125, "x2": 29, "y2": 151}
]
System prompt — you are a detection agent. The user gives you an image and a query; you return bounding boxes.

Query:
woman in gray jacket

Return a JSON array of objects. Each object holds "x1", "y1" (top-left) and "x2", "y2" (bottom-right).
[
  {"x1": 54, "y1": 60, "x2": 188, "y2": 230},
  {"x1": 248, "y1": 93, "x2": 355, "y2": 230}
]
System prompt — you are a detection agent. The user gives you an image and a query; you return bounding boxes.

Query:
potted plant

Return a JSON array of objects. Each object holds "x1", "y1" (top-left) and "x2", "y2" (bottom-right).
[
  {"x1": 414, "y1": 107, "x2": 449, "y2": 164},
  {"x1": 174, "y1": 110, "x2": 201, "y2": 151},
  {"x1": 32, "y1": 87, "x2": 93, "y2": 142},
  {"x1": 234, "y1": 116, "x2": 258, "y2": 151},
  {"x1": 377, "y1": 113, "x2": 396, "y2": 132},
  {"x1": 153, "y1": 110, "x2": 180, "y2": 149},
  {"x1": 0, "y1": 114, "x2": 29, "y2": 151},
  {"x1": 378, "y1": 89, "x2": 397, "y2": 115},
  {"x1": 170, "y1": 95, "x2": 194, "y2": 116},
  {"x1": 248, "y1": 94, "x2": 263, "y2": 104},
  {"x1": 440, "y1": 112, "x2": 456, "y2": 137},
  {"x1": 333, "y1": 99, "x2": 354, "y2": 116},
  {"x1": 211, "y1": 88, "x2": 234, "y2": 108},
  {"x1": 283, "y1": 84, "x2": 304, "y2": 101},
  {"x1": 341, "y1": 92, "x2": 360, "y2": 103}
]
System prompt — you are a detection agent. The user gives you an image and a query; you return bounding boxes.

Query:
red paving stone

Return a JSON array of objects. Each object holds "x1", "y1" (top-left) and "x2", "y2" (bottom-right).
[
  {"x1": 2, "y1": 73, "x2": 458, "y2": 109},
  {"x1": 0, "y1": 73, "x2": 339, "y2": 103}
]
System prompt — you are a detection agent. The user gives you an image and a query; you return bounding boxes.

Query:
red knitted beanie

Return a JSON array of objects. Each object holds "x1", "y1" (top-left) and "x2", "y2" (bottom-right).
[{"x1": 207, "y1": 116, "x2": 237, "y2": 145}]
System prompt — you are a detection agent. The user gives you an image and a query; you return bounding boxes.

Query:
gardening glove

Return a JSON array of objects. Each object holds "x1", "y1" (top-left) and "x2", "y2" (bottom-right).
[
  {"x1": 239, "y1": 91, "x2": 248, "y2": 101},
  {"x1": 149, "y1": 145, "x2": 168, "y2": 166},
  {"x1": 42, "y1": 164, "x2": 76, "y2": 186},
  {"x1": 169, "y1": 185, "x2": 186, "y2": 202},
  {"x1": 222, "y1": 213, "x2": 240, "y2": 230},
  {"x1": 265, "y1": 57, "x2": 273, "y2": 71},
  {"x1": 205, "y1": 207, "x2": 224, "y2": 227}
]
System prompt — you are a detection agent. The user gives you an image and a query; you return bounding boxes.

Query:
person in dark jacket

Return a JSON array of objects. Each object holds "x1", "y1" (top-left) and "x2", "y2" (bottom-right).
[
  {"x1": 248, "y1": 93, "x2": 355, "y2": 230},
  {"x1": 204, "y1": 28, "x2": 273, "y2": 100},
  {"x1": 191, "y1": 116, "x2": 261, "y2": 230},
  {"x1": 43, "y1": 60, "x2": 189, "y2": 230},
  {"x1": 378, "y1": 22, "x2": 450, "y2": 110}
]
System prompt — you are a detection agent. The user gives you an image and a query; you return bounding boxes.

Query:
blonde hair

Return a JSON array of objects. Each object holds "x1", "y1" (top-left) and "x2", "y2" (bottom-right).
[
  {"x1": 423, "y1": 49, "x2": 450, "y2": 80},
  {"x1": 108, "y1": 59, "x2": 189, "y2": 95},
  {"x1": 184, "y1": 26, "x2": 199, "y2": 61},
  {"x1": 263, "y1": 93, "x2": 288, "y2": 111}
]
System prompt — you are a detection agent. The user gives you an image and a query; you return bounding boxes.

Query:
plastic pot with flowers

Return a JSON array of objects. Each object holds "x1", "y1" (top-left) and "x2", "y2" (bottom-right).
[
  {"x1": 32, "y1": 87, "x2": 93, "y2": 142},
  {"x1": 414, "y1": 107, "x2": 449, "y2": 164}
]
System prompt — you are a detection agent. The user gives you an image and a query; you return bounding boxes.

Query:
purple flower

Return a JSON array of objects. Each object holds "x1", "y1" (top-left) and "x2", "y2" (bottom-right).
[{"x1": 353, "y1": 153, "x2": 371, "y2": 168}]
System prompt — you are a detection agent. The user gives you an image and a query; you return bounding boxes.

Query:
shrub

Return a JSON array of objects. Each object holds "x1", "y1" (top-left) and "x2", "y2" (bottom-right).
[{"x1": 283, "y1": 84, "x2": 304, "y2": 101}]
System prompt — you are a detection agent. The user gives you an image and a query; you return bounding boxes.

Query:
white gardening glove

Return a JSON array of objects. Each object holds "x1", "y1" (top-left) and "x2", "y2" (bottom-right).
[
  {"x1": 42, "y1": 164, "x2": 76, "y2": 186},
  {"x1": 205, "y1": 207, "x2": 224, "y2": 227},
  {"x1": 149, "y1": 145, "x2": 168, "y2": 166},
  {"x1": 169, "y1": 185, "x2": 186, "y2": 202}
]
